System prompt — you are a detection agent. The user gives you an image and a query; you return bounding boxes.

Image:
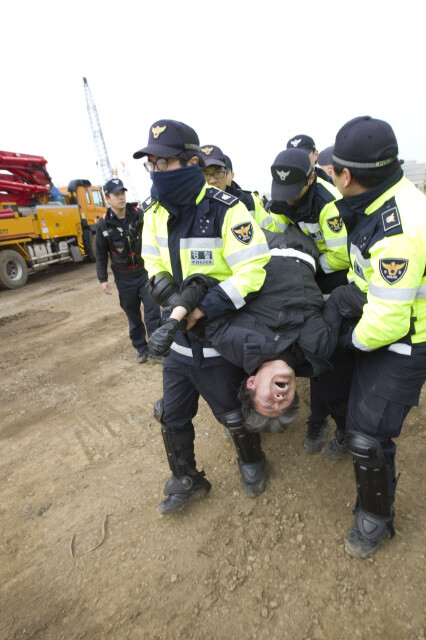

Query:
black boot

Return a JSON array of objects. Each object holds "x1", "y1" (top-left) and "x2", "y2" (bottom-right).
[
  {"x1": 158, "y1": 470, "x2": 211, "y2": 514},
  {"x1": 304, "y1": 417, "x2": 328, "y2": 454}
]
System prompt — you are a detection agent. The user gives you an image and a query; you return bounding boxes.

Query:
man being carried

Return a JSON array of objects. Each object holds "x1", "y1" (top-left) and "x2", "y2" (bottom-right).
[{"x1": 148, "y1": 226, "x2": 358, "y2": 431}]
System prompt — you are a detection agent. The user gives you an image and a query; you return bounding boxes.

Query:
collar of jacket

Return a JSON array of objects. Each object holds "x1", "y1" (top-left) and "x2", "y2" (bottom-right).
[
  {"x1": 337, "y1": 167, "x2": 403, "y2": 233},
  {"x1": 340, "y1": 167, "x2": 403, "y2": 217},
  {"x1": 106, "y1": 203, "x2": 135, "y2": 224}
]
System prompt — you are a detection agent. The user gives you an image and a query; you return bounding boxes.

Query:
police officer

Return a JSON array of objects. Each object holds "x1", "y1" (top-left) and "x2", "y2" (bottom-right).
[
  {"x1": 199, "y1": 144, "x2": 277, "y2": 231},
  {"x1": 330, "y1": 115, "x2": 426, "y2": 558},
  {"x1": 269, "y1": 148, "x2": 352, "y2": 454},
  {"x1": 95, "y1": 178, "x2": 161, "y2": 363},
  {"x1": 317, "y1": 146, "x2": 334, "y2": 177},
  {"x1": 269, "y1": 148, "x2": 349, "y2": 282},
  {"x1": 133, "y1": 120, "x2": 271, "y2": 514}
]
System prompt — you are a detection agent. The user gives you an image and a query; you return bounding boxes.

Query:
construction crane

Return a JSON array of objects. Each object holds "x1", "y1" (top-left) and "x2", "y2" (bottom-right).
[
  {"x1": 121, "y1": 161, "x2": 140, "y2": 204},
  {"x1": 82, "y1": 77, "x2": 112, "y2": 185}
]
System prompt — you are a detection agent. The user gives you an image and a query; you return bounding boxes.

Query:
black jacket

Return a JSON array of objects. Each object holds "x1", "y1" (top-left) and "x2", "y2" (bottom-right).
[
  {"x1": 203, "y1": 228, "x2": 340, "y2": 377},
  {"x1": 95, "y1": 203, "x2": 146, "y2": 281}
]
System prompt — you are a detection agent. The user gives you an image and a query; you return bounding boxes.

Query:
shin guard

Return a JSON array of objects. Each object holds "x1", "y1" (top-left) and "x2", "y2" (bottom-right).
[{"x1": 346, "y1": 430, "x2": 396, "y2": 542}]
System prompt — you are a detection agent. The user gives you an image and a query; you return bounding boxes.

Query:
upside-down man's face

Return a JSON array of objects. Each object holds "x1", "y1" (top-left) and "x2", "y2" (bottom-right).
[{"x1": 246, "y1": 360, "x2": 296, "y2": 418}]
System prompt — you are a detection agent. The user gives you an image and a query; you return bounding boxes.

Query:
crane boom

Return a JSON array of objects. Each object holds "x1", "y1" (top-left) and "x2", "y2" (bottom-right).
[{"x1": 83, "y1": 77, "x2": 112, "y2": 185}]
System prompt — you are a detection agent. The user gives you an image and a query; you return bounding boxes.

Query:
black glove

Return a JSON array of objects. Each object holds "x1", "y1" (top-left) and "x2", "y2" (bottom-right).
[
  {"x1": 148, "y1": 318, "x2": 179, "y2": 356},
  {"x1": 339, "y1": 330, "x2": 359, "y2": 352}
]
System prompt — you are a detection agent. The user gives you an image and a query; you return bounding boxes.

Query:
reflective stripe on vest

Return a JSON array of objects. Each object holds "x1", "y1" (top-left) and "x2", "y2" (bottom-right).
[
  {"x1": 170, "y1": 343, "x2": 221, "y2": 358},
  {"x1": 269, "y1": 248, "x2": 316, "y2": 272}
]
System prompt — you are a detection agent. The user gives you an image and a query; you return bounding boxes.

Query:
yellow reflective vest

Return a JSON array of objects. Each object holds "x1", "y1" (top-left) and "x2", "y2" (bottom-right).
[
  {"x1": 248, "y1": 192, "x2": 279, "y2": 232},
  {"x1": 270, "y1": 175, "x2": 350, "y2": 272},
  {"x1": 141, "y1": 183, "x2": 270, "y2": 320},
  {"x1": 336, "y1": 175, "x2": 426, "y2": 352}
]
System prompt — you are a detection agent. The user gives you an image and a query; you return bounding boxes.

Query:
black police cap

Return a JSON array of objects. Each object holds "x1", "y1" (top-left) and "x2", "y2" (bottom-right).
[
  {"x1": 199, "y1": 144, "x2": 227, "y2": 168},
  {"x1": 333, "y1": 116, "x2": 398, "y2": 169},
  {"x1": 317, "y1": 146, "x2": 334, "y2": 166},
  {"x1": 286, "y1": 134, "x2": 316, "y2": 153},
  {"x1": 271, "y1": 149, "x2": 313, "y2": 201},
  {"x1": 222, "y1": 154, "x2": 233, "y2": 172},
  {"x1": 103, "y1": 178, "x2": 127, "y2": 195},
  {"x1": 133, "y1": 119, "x2": 200, "y2": 159}
]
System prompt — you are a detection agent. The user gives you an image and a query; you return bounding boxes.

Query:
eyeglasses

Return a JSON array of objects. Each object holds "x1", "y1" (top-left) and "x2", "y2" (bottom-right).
[
  {"x1": 143, "y1": 157, "x2": 177, "y2": 173},
  {"x1": 203, "y1": 169, "x2": 226, "y2": 180}
]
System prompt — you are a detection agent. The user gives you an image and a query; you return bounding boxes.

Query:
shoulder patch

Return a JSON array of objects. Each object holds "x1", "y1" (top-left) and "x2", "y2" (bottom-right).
[
  {"x1": 379, "y1": 259, "x2": 408, "y2": 284},
  {"x1": 141, "y1": 195, "x2": 157, "y2": 212},
  {"x1": 213, "y1": 190, "x2": 238, "y2": 206},
  {"x1": 231, "y1": 221, "x2": 253, "y2": 245},
  {"x1": 381, "y1": 204, "x2": 401, "y2": 234},
  {"x1": 326, "y1": 215, "x2": 344, "y2": 233}
]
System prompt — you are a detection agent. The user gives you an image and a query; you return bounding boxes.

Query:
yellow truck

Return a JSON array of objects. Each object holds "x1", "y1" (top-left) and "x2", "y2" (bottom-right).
[{"x1": 0, "y1": 151, "x2": 107, "y2": 289}]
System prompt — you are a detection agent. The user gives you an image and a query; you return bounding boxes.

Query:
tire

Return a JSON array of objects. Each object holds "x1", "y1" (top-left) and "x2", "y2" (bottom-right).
[
  {"x1": 0, "y1": 250, "x2": 29, "y2": 289},
  {"x1": 88, "y1": 232, "x2": 97, "y2": 262}
]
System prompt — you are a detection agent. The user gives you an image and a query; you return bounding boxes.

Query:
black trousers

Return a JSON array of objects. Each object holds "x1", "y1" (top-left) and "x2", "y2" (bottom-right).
[
  {"x1": 115, "y1": 272, "x2": 161, "y2": 354},
  {"x1": 346, "y1": 348, "x2": 426, "y2": 463},
  {"x1": 310, "y1": 269, "x2": 352, "y2": 426},
  {"x1": 309, "y1": 350, "x2": 355, "y2": 435}
]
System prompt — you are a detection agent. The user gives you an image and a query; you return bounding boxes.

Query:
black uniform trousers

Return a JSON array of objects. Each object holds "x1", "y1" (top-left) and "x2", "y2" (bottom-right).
[
  {"x1": 309, "y1": 268, "x2": 351, "y2": 427},
  {"x1": 309, "y1": 349, "x2": 355, "y2": 435},
  {"x1": 115, "y1": 271, "x2": 161, "y2": 355},
  {"x1": 346, "y1": 347, "x2": 426, "y2": 463},
  {"x1": 161, "y1": 356, "x2": 245, "y2": 467}
]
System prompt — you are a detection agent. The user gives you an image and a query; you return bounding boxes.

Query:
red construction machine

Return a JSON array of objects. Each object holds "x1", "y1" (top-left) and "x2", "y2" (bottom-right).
[{"x1": 0, "y1": 151, "x2": 106, "y2": 289}]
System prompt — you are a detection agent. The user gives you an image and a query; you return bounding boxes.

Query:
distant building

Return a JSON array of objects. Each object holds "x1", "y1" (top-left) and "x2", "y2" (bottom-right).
[{"x1": 402, "y1": 160, "x2": 425, "y2": 192}]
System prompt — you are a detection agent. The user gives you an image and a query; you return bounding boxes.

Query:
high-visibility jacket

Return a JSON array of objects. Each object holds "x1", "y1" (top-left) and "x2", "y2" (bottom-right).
[
  {"x1": 335, "y1": 174, "x2": 426, "y2": 352},
  {"x1": 141, "y1": 183, "x2": 270, "y2": 366},
  {"x1": 226, "y1": 185, "x2": 278, "y2": 232},
  {"x1": 270, "y1": 174, "x2": 350, "y2": 273}
]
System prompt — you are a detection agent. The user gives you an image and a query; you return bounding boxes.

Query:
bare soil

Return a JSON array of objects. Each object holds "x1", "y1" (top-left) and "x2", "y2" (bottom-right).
[{"x1": 1, "y1": 262, "x2": 425, "y2": 640}]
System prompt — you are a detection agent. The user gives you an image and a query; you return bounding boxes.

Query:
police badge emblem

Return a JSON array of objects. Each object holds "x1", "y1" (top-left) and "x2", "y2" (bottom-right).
[
  {"x1": 379, "y1": 259, "x2": 408, "y2": 284},
  {"x1": 231, "y1": 222, "x2": 253, "y2": 245},
  {"x1": 327, "y1": 216, "x2": 343, "y2": 233},
  {"x1": 152, "y1": 125, "x2": 166, "y2": 139}
]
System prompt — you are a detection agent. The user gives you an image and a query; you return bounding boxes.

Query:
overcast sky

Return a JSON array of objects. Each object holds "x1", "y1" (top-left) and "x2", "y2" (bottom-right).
[{"x1": 3, "y1": 0, "x2": 425, "y2": 200}]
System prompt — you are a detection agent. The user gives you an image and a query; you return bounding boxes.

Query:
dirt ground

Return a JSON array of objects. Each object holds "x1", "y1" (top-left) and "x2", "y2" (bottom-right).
[{"x1": 1, "y1": 262, "x2": 425, "y2": 640}]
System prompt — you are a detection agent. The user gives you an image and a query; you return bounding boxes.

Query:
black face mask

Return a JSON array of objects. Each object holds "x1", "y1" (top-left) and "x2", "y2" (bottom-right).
[{"x1": 150, "y1": 164, "x2": 205, "y2": 206}]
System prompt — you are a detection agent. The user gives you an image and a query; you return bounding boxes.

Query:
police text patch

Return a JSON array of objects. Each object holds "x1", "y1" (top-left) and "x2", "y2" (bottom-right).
[
  {"x1": 327, "y1": 216, "x2": 343, "y2": 233},
  {"x1": 190, "y1": 250, "x2": 214, "y2": 265},
  {"x1": 379, "y1": 259, "x2": 408, "y2": 284},
  {"x1": 382, "y1": 206, "x2": 401, "y2": 232},
  {"x1": 231, "y1": 222, "x2": 253, "y2": 245}
]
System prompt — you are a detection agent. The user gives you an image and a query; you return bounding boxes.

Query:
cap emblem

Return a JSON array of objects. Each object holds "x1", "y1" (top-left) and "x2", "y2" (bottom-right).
[
  {"x1": 201, "y1": 146, "x2": 214, "y2": 155},
  {"x1": 152, "y1": 125, "x2": 167, "y2": 139},
  {"x1": 290, "y1": 138, "x2": 301, "y2": 147},
  {"x1": 112, "y1": 179, "x2": 120, "y2": 184},
  {"x1": 276, "y1": 170, "x2": 290, "y2": 181}
]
